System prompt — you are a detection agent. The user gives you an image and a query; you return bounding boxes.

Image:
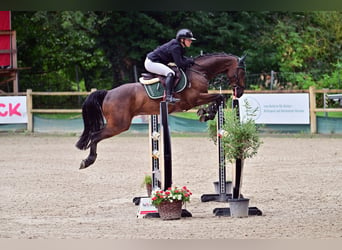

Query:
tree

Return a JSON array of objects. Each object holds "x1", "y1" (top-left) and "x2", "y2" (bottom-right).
[
  {"x1": 12, "y1": 11, "x2": 111, "y2": 91},
  {"x1": 260, "y1": 11, "x2": 342, "y2": 89},
  {"x1": 11, "y1": 11, "x2": 342, "y2": 94}
]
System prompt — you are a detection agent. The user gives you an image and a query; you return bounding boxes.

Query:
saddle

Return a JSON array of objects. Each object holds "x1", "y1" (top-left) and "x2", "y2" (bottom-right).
[
  {"x1": 139, "y1": 65, "x2": 181, "y2": 87},
  {"x1": 139, "y1": 65, "x2": 188, "y2": 100}
]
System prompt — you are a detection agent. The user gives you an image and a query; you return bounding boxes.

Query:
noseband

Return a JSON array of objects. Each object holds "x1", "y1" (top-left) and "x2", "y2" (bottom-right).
[{"x1": 228, "y1": 64, "x2": 245, "y2": 95}]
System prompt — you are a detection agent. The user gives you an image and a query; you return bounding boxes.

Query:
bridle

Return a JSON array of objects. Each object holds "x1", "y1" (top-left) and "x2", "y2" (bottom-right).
[
  {"x1": 188, "y1": 54, "x2": 247, "y2": 97},
  {"x1": 229, "y1": 62, "x2": 246, "y2": 97}
]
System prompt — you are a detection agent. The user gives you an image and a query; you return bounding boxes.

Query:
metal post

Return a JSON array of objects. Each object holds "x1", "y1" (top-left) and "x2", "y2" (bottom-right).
[
  {"x1": 160, "y1": 101, "x2": 172, "y2": 190},
  {"x1": 150, "y1": 114, "x2": 161, "y2": 190},
  {"x1": 231, "y1": 98, "x2": 243, "y2": 199},
  {"x1": 200, "y1": 98, "x2": 230, "y2": 203},
  {"x1": 217, "y1": 100, "x2": 227, "y2": 201}
]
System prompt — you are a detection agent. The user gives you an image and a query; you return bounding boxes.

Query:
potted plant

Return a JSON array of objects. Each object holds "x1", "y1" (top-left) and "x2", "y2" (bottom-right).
[
  {"x1": 220, "y1": 99, "x2": 262, "y2": 163},
  {"x1": 208, "y1": 98, "x2": 262, "y2": 217},
  {"x1": 141, "y1": 173, "x2": 152, "y2": 197},
  {"x1": 151, "y1": 186, "x2": 192, "y2": 220}
]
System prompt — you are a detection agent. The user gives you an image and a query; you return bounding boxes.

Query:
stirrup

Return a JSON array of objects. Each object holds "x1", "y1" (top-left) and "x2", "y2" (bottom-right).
[{"x1": 166, "y1": 95, "x2": 180, "y2": 103}]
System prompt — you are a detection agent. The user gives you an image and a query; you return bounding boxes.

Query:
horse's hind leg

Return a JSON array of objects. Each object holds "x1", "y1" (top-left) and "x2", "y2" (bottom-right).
[
  {"x1": 80, "y1": 143, "x2": 97, "y2": 169},
  {"x1": 79, "y1": 119, "x2": 131, "y2": 169}
]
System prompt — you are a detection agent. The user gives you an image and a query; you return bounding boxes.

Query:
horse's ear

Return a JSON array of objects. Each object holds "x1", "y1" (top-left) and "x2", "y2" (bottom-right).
[{"x1": 239, "y1": 54, "x2": 247, "y2": 63}]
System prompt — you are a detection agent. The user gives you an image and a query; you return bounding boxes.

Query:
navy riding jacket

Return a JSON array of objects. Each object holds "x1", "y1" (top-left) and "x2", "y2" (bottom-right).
[{"x1": 147, "y1": 39, "x2": 194, "y2": 70}]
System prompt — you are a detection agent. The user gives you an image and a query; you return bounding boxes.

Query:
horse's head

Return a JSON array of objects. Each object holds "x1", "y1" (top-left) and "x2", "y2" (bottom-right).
[
  {"x1": 191, "y1": 52, "x2": 246, "y2": 97},
  {"x1": 227, "y1": 54, "x2": 246, "y2": 98}
]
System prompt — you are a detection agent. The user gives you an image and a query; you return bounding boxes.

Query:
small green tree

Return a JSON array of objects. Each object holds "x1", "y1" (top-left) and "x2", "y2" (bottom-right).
[
  {"x1": 222, "y1": 100, "x2": 262, "y2": 162},
  {"x1": 207, "y1": 99, "x2": 262, "y2": 162}
]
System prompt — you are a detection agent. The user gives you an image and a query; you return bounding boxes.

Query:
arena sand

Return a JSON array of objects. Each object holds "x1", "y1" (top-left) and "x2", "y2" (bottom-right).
[{"x1": 0, "y1": 134, "x2": 341, "y2": 239}]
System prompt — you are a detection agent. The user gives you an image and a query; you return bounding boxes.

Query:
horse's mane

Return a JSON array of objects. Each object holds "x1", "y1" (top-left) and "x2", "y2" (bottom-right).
[{"x1": 194, "y1": 52, "x2": 238, "y2": 61}]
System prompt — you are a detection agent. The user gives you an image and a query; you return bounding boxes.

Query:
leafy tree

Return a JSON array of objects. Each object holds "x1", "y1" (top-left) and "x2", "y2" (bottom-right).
[
  {"x1": 96, "y1": 11, "x2": 174, "y2": 87},
  {"x1": 10, "y1": 11, "x2": 342, "y2": 95},
  {"x1": 12, "y1": 11, "x2": 111, "y2": 91},
  {"x1": 258, "y1": 11, "x2": 342, "y2": 89}
]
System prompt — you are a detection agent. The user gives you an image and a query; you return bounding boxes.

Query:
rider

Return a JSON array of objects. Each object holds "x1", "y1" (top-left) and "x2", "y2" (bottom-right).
[{"x1": 144, "y1": 28, "x2": 196, "y2": 103}]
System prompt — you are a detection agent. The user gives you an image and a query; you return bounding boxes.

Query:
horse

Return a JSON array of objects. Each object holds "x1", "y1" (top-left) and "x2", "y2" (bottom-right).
[{"x1": 76, "y1": 52, "x2": 246, "y2": 169}]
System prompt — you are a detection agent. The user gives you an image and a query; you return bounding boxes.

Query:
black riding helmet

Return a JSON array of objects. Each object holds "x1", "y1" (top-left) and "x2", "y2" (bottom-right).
[{"x1": 176, "y1": 29, "x2": 196, "y2": 41}]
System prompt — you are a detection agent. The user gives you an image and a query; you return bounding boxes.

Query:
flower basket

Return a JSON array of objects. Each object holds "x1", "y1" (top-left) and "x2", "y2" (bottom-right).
[
  {"x1": 151, "y1": 186, "x2": 192, "y2": 220},
  {"x1": 157, "y1": 200, "x2": 183, "y2": 220}
]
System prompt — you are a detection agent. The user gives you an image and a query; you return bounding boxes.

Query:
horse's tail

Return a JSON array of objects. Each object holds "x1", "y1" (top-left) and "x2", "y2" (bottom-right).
[{"x1": 75, "y1": 90, "x2": 108, "y2": 150}]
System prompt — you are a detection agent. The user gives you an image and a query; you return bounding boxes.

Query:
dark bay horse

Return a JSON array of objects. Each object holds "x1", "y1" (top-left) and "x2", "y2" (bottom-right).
[{"x1": 76, "y1": 53, "x2": 246, "y2": 169}]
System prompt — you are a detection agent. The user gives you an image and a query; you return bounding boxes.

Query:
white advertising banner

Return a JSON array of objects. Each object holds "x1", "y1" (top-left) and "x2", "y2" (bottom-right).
[
  {"x1": 239, "y1": 93, "x2": 310, "y2": 124},
  {"x1": 0, "y1": 96, "x2": 28, "y2": 124}
]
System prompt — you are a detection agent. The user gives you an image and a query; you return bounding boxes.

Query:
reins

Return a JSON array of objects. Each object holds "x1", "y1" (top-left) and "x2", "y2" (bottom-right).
[
  {"x1": 187, "y1": 53, "x2": 246, "y2": 92},
  {"x1": 188, "y1": 64, "x2": 208, "y2": 79}
]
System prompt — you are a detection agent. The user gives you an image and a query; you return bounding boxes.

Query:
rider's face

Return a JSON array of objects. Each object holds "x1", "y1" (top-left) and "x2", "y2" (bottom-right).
[{"x1": 183, "y1": 39, "x2": 193, "y2": 48}]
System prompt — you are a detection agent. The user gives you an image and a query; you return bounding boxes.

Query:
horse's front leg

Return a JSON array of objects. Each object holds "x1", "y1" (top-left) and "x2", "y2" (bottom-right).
[
  {"x1": 198, "y1": 103, "x2": 218, "y2": 122},
  {"x1": 195, "y1": 93, "x2": 225, "y2": 121},
  {"x1": 196, "y1": 106, "x2": 208, "y2": 117},
  {"x1": 80, "y1": 143, "x2": 97, "y2": 169}
]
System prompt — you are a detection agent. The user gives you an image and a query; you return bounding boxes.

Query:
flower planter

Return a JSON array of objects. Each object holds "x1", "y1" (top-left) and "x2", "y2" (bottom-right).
[
  {"x1": 228, "y1": 198, "x2": 249, "y2": 218},
  {"x1": 213, "y1": 181, "x2": 232, "y2": 194},
  {"x1": 157, "y1": 200, "x2": 183, "y2": 220}
]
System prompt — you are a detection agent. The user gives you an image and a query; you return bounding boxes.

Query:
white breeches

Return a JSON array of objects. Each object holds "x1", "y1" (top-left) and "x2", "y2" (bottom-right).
[{"x1": 144, "y1": 57, "x2": 175, "y2": 76}]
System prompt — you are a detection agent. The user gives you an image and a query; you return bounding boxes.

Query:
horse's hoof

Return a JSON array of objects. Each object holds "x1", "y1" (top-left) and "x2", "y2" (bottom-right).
[
  {"x1": 79, "y1": 160, "x2": 88, "y2": 169},
  {"x1": 197, "y1": 108, "x2": 206, "y2": 116},
  {"x1": 199, "y1": 115, "x2": 207, "y2": 122}
]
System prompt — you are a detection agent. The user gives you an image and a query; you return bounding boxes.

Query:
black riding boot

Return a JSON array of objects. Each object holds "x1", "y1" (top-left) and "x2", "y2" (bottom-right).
[{"x1": 165, "y1": 73, "x2": 180, "y2": 103}]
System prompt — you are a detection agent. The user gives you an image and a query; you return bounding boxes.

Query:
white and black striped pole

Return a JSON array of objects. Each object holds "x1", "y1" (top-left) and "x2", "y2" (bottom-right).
[
  {"x1": 217, "y1": 98, "x2": 227, "y2": 201},
  {"x1": 150, "y1": 114, "x2": 161, "y2": 190}
]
